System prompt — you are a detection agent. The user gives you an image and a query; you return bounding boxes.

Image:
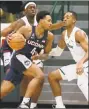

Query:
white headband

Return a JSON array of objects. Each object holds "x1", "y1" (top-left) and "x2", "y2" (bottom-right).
[{"x1": 25, "y1": 2, "x2": 36, "y2": 9}]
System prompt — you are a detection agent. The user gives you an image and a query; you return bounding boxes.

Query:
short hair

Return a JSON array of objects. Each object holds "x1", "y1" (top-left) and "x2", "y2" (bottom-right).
[
  {"x1": 68, "y1": 11, "x2": 77, "y2": 20},
  {"x1": 64, "y1": 11, "x2": 77, "y2": 20},
  {"x1": 36, "y1": 11, "x2": 50, "y2": 23}
]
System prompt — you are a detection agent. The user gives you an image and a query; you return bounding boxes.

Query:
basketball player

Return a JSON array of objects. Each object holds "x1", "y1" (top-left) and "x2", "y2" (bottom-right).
[
  {"x1": 0, "y1": 10, "x2": 55, "y2": 109},
  {"x1": 48, "y1": 11, "x2": 88, "y2": 108},
  {"x1": 1, "y1": 2, "x2": 65, "y2": 108},
  {"x1": 1, "y1": 2, "x2": 38, "y2": 75},
  {"x1": 1, "y1": 2, "x2": 40, "y2": 108}
]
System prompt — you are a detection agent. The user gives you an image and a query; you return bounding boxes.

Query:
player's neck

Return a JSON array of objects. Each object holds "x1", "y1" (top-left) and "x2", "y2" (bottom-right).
[
  {"x1": 66, "y1": 25, "x2": 75, "y2": 34},
  {"x1": 35, "y1": 24, "x2": 45, "y2": 39},
  {"x1": 26, "y1": 15, "x2": 35, "y2": 25}
]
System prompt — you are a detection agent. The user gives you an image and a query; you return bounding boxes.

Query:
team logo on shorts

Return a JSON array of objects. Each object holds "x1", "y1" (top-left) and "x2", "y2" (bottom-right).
[
  {"x1": 24, "y1": 60, "x2": 31, "y2": 66},
  {"x1": 4, "y1": 59, "x2": 10, "y2": 66}
]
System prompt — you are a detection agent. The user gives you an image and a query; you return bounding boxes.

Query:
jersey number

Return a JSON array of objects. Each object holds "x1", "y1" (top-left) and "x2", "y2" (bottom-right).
[{"x1": 31, "y1": 47, "x2": 36, "y2": 55}]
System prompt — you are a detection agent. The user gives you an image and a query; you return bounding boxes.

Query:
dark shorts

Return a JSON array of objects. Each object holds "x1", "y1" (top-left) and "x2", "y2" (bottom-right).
[
  {"x1": 4, "y1": 54, "x2": 32, "y2": 86},
  {"x1": 4, "y1": 67, "x2": 24, "y2": 86},
  {"x1": 11, "y1": 54, "x2": 32, "y2": 74}
]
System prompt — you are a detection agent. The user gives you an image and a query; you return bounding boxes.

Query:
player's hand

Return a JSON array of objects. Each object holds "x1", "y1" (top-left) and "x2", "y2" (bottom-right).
[
  {"x1": 6, "y1": 31, "x2": 16, "y2": 42},
  {"x1": 76, "y1": 61, "x2": 84, "y2": 75},
  {"x1": 7, "y1": 34, "x2": 13, "y2": 41},
  {"x1": 61, "y1": 20, "x2": 65, "y2": 26},
  {"x1": 31, "y1": 52, "x2": 39, "y2": 60},
  {"x1": 6, "y1": 33, "x2": 17, "y2": 44}
]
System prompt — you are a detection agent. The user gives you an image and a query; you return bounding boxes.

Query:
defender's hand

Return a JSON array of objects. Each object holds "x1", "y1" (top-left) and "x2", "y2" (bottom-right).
[
  {"x1": 76, "y1": 61, "x2": 84, "y2": 75},
  {"x1": 31, "y1": 52, "x2": 39, "y2": 60}
]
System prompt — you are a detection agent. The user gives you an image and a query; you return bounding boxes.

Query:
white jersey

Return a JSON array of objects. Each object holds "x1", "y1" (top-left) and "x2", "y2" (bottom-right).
[
  {"x1": 21, "y1": 16, "x2": 38, "y2": 26},
  {"x1": 64, "y1": 26, "x2": 88, "y2": 62}
]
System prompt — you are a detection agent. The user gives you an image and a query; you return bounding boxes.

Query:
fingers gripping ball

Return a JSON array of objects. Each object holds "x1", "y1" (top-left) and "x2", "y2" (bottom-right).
[{"x1": 7, "y1": 33, "x2": 26, "y2": 50}]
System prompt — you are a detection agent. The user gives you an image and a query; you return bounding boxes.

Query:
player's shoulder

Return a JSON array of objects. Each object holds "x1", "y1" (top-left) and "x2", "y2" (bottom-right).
[
  {"x1": 75, "y1": 28, "x2": 87, "y2": 38},
  {"x1": 75, "y1": 28, "x2": 87, "y2": 41},
  {"x1": 48, "y1": 31, "x2": 54, "y2": 36},
  {"x1": 75, "y1": 29, "x2": 86, "y2": 36}
]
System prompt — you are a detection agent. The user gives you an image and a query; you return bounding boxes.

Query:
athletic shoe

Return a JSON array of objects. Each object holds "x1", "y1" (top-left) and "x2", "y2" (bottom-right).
[
  {"x1": 52, "y1": 104, "x2": 66, "y2": 108},
  {"x1": 17, "y1": 102, "x2": 30, "y2": 109}
]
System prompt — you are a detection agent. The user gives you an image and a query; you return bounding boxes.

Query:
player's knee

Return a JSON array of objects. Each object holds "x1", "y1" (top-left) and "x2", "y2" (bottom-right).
[
  {"x1": 48, "y1": 71, "x2": 57, "y2": 81},
  {"x1": 0, "y1": 89, "x2": 8, "y2": 99},
  {"x1": 0, "y1": 81, "x2": 15, "y2": 99},
  {"x1": 0, "y1": 88, "x2": 5, "y2": 99},
  {"x1": 36, "y1": 73, "x2": 45, "y2": 83}
]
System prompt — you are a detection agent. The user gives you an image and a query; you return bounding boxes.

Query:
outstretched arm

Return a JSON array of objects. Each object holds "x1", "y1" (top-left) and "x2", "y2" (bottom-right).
[
  {"x1": 49, "y1": 31, "x2": 66, "y2": 56},
  {"x1": 1, "y1": 19, "x2": 25, "y2": 37},
  {"x1": 49, "y1": 21, "x2": 64, "y2": 30}
]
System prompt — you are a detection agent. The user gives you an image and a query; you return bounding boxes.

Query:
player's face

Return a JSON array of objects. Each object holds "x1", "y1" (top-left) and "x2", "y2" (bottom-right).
[
  {"x1": 42, "y1": 15, "x2": 52, "y2": 30},
  {"x1": 25, "y1": 4, "x2": 37, "y2": 17},
  {"x1": 63, "y1": 12, "x2": 75, "y2": 27}
]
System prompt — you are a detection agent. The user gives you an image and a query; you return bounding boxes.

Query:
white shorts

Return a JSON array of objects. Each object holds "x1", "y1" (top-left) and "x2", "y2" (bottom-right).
[
  {"x1": 58, "y1": 61, "x2": 88, "y2": 81},
  {"x1": 3, "y1": 50, "x2": 16, "y2": 66},
  {"x1": 3, "y1": 52, "x2": 12, "y2": 66}
]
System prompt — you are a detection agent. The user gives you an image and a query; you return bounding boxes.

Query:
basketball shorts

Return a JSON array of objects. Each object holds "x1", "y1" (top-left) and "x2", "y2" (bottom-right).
[
  {"x1": 11, "y1": 54, "x2": 32, "y2": 73},
  {"x1": 4, "y1": 67, "x2": 24, "y2": 86},
  {"x1": 58, "y1": 61, "x2": 88, "y2": 81},
  {"x1": 4, "y1": 54, "x2": 32, "y2": 85}
]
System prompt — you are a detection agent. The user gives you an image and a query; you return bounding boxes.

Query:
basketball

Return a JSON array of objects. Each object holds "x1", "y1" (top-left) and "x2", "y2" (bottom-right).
[{"x1": 7, "y1": 33, "x2": 26, "y2": 50}]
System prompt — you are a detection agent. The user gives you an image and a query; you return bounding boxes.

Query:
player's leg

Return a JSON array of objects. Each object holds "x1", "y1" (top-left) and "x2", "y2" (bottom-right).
[
  {"x1": 48, "y1": 69, "x2": 66, "y2": 108},
  {"x1": 48, "y1": 64, "x2": 78, "y2": 108},
  {"x1": 18, "y1": 64, "x2": 45, "y2": 109},
  {"x1": 77, "y1": 61, "x2": 88, "y2": 101},
  {"x1": 12, "y1": 54, "x2": 44, "y2": 108},
  {"x1": 30, "y1": 61, "x2": 44, "y2": 108},
  {"x1": 19, "y1": 60, "x2": 44, "y2": 108},
  {"x1": 20, "y1": 76, "x2": 31, "y2": 99},
  {"x1": 0, "y1": 80, "x2": 15, "y2": 99},
  {"x1": 20, "y1": 76, "x2": 33, "y2": 105},
  {"x1": 0, "y1": 67, "x2": 23, "y2": 99},
  {"x1": 20, "y1": 75, "x2": 43, "y2": 109}
]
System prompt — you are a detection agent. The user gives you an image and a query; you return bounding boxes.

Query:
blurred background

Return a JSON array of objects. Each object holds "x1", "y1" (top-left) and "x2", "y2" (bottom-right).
[{"x1": 0, "y1": 1, "x2": 89, "y2": 108}]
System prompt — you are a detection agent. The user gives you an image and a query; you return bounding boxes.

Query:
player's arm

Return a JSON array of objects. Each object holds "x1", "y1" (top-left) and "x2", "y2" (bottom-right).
[
  {"x1": 49, "y1": 21, "x2": 64, "y2": 30},
  {"x1": 75, "y1": 30, "x2": 89, "y2": 64},
  {"x1": 44, "y1": 32, "x2": 54, "y2": 53},
  {"x1": 49, "y1": 30, "x2": 66, "y2": 56},
  {"x1": 16, "y1": 25, "x2": 32, "y2": 39},
  {"x1": 1, "y1": 19, "x2": 25, "y2": 37}
]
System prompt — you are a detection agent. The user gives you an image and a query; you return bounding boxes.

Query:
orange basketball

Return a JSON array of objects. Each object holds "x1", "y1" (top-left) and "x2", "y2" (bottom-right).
[{"x1": 8, "y1": 33, "x2": 26, "y2": 50}]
